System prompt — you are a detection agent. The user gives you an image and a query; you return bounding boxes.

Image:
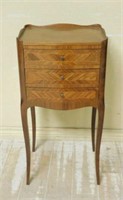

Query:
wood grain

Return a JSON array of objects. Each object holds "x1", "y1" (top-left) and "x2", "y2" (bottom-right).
[
  {"x1": 19, "y1": 23, "x2": 107, "y2": 46},
  {"x1": 25, "y1": 69, "x2": 99, "y2": 88},
  {"x1": 17, "y1": 23, "x2": 108, "y2": 185},
  {"x1": 24, "y1": 49, "x2": 101, "y2": 69},
  {"x1": 26, "y1": 88, "x2": 98, "y2": 110}
]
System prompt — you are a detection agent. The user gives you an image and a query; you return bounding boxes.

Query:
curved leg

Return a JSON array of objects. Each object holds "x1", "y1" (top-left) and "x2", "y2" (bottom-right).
[
  {"x1": 95, "y1": 103, "x2": 104, "y2": 185},
  {"x1": 21, "y1": 103, "x2": 31, "y2": 185},
  {"x1": 31, "y1": 107, "x2": 36, "y2": 152},
  {"x1": 91, "y1": 107, "x2": 96, "y2": 152}
]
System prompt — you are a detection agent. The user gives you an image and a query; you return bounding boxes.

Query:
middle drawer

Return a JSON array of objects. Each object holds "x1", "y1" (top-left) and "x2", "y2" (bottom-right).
[{"x1": 25, "y1": 69, "x2": 99, "y2": 88}]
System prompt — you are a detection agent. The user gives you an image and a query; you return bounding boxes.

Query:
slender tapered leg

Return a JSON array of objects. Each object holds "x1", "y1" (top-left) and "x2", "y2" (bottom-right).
[
  {"x1": 31, "y1": 107, "x2": 36, "y2": 152},
  {"x1": 95, "y1": 103, "x2": 104, "y2": 185},
  {"x1": 21, "y1": 103, "x2": 31, "y2": 185},
  {"x1": 91, "y1": 107, "x2": 96, "y2": 152}
]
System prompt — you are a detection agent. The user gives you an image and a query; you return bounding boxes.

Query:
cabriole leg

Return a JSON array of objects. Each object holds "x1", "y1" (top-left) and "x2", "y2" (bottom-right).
[
  {"x1": 91, "y1": 107, "x2": 96, "y2": 152},
  {"x1": 95, "y1": 104, "x2": 104, "y2": 185},
  {"x1": 31, "y1": 107, "x2": 36, "y2": 152},
  {"x1": 21, "y1": 103, "x2": 31, "y2": 185}
]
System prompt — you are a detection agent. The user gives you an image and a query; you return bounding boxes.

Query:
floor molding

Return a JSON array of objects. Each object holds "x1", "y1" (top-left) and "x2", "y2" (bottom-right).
[{"x1": 0, "y1": 127, "x2": 123, "y2": 141}]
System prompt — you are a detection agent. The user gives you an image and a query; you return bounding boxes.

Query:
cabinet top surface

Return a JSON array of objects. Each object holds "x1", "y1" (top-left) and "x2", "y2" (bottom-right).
[{"x1": 18, "y1": 24, "x2": 107, "y2": 46}]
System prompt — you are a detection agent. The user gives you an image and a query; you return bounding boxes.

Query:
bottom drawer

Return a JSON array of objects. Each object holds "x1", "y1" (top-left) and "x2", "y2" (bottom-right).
[{"x1": 26, "y1": 88, "x2": 98, "y2": 110}]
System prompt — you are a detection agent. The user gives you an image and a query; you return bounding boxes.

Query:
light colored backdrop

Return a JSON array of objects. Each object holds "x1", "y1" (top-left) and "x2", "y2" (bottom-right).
[{"x1": 1, "y1": 1, "x2": 123, "y2": 130}]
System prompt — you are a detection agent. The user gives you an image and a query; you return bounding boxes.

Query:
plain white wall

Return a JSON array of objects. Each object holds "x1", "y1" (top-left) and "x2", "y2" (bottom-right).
[{"x1": 1, "y1": 1, "x2": 123, "y2": 130}]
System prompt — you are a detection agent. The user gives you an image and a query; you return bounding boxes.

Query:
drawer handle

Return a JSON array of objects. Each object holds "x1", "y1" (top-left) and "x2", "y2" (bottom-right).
[
  {"x1": 60, "y1": 75, "x2": 64, "y2": 80},
  {"x1": 60, "y1": 55, "x2": 65, "y2": 61},
  {"x1": 60, "y1": 93, "x2": 64, "y2": 98}
]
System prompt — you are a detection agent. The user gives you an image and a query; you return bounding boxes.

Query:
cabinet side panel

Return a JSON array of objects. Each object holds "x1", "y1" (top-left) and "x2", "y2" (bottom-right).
[
  {"x1": 98, "y1": 39, "x2": 108, "y2": 106},
  {"x1": 16, "y1": 39, "x2": 27, "y2": 105}
]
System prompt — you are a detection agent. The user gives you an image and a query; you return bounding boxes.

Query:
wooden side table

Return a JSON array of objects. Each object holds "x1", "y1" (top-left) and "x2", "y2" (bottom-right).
[{"x1": 17, "y1": 23, "x2": 108, "y2": 185}]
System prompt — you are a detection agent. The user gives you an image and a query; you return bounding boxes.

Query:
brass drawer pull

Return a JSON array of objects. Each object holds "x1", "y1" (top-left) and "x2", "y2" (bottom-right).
[
  {"x1": 60, "y1": 93, "x2": 64, "y2": 98},
  {"x1": 60, "y1": 55, "x2": 65, "y2": 61},
  {"x1": 60, "y1": 75, "x2": 64, "y2": 80}
]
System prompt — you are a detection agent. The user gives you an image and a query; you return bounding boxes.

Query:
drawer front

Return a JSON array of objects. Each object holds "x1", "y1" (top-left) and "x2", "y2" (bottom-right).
[
  {"x1": 25, "y1": 69, "x2": 99, "y2": 88},
  {"x1": 26, "y1": 88, "x2": 98, "y2": 110},
  {"x1": 24, "y1": 49, "x2": 101, "y2": 69}
]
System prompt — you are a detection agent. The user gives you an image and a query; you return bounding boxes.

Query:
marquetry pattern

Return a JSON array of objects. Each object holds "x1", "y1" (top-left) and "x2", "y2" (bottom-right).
[
  {"x1": 27, "y1": 88, "x2": 97, "y2": 101},
  {"x1": 25, "y1": 69, "x2": 99, "y2": 88},
  {"x1": 17, "y1": 24, "x2": 108, "y2": 185},
  {"x1": 26, "y1": 88, "x2": 98, "y2": 109},
  {"x1": 24, "y1": 49, "x2": 101, "y2": 69}
]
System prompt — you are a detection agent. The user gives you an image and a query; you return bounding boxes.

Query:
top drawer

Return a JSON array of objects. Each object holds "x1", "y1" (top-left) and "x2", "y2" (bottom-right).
[{"x1": 24, "y1": 49, "x2": 101, "y2": 69}]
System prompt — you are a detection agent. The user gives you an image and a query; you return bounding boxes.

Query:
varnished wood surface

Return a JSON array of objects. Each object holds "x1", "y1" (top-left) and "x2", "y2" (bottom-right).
[
  {"x1": 91, "y1": 107, "x2": 96, "y2": 152},
  {"x1": 17, "y1": 23, "x2": 108, "y2": 185},
  {"x1": 18, "y1": 24, "x2": 107, "y2": 47},
  {"x1": 30, "y1": 107, "x2": 36, "y2": 152},
  {"x1": 26, "y1": 88, "x2": 98, "y2": 110},
  {"x1": 25, "y1": 69, "x2": 99, "y2": 88},
  {"x1": 24, "y1": 49, "x2": 101, "y2": 69}
]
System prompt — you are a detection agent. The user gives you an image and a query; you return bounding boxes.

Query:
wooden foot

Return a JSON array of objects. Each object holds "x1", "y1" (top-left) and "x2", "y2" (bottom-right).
[{"x1": 91, "y1": 107, "x2": 96, "y2": 152}]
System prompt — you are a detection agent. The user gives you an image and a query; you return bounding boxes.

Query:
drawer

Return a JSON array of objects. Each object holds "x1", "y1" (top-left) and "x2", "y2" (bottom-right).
[
  {"x1": 24, "y1": 49, "x2": 101, "y2": 69},
  {"x1": 25, "y1": 69, "x2": 99, "y2": 88},
  {"x1": 26, "y1": 88, "x2": 98, "y2": 109}
]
